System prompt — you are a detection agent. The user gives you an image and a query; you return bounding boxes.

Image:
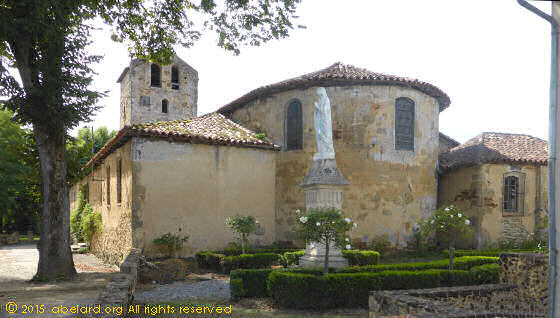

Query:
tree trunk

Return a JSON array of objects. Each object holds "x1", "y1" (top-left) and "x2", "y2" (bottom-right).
[
  {"x1": 323, "y1": 239, "x2": 330, "y2": 275},
  {"x1": 33, "y1": 124, "x2": 76, "y2": 281}
]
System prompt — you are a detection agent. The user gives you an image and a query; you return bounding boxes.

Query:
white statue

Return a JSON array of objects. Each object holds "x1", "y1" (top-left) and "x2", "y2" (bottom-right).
[{"x1": 314, "y1": 87, "x2": 336, "y2": 160}]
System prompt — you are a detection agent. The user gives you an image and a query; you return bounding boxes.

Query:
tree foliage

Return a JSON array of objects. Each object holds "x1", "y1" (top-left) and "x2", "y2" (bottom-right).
[
  {"x1": 419, "y1": 205, "x2": 474, "y2": 249},
  {"x1": 226, "y1": 215, "x2": 258, "y2": 254},
  {"x1": 295, "y1": 207, "x2": 355, "y2": 274},
  {"x1": 0, "y1": 0, "x2": 301, "y2": 281},
  {"x1": 66, "y1": 126, "x2": 116, "y2": 183}
]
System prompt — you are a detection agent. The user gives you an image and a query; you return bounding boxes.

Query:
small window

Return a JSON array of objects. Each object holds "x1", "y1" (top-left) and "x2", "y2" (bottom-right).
[
  {"x1": 116, "y1": 159, "x2": 122, "y2": 204},
  {"x1": 162, "y1": 99, "x2": 168, "y2": 113},
  {"x1": 395, "y1": 97, "x2": 415, "y2": 151},
  {"x1": 140, "y1": 95, "x2": 151, "y2": 106},
  {"x1": 106, "y1": 165, "x2": 111, "y2": 205},
  {"x1": 151, "y1": 64, "x2": 161, "y2": 87},
  {"x1": 503, "y1": 173, "x2": 525, "y2": 214},
  {"x1": 171, "y1": 66, "x2": 179, "y2": 89},
  {"x1": 285, "y1": 100, "x2": 303, "y2": 150}
]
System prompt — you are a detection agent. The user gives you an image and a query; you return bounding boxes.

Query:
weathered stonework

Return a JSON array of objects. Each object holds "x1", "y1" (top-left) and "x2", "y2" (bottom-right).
[
  {"x1": 368, "y1": 253, "x2": 548, "y2": 317},
  {"x1": 229, "y1": 85, "x2": 440, "y2": 246},
  {"x1": 118, "y1": 56, "x2": 198, "y2": 128},
  {"x1": 439, "y1": 164, "x2": 548, "y2": 246},
  {"x1": 98, "y1": 248, "x2": 140, "y2": 304}
]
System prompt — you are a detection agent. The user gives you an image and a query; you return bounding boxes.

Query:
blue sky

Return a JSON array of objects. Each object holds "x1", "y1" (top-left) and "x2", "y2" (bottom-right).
[{"x1": 84, "y1": 0, "x2": 552, "y2": 144}]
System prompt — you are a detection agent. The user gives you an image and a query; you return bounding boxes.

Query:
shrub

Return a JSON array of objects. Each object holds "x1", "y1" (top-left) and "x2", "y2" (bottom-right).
[
  {"x1": 153, "y1": 232, "x2": 189, "y2": 257},
  {"x1": 420, "y1": 205, "x2": 473, "y2": 249},
  {"x1": 442, "y1": 249, "x2": 535, "y2": 258},
  {"x1": 341, "y1": 250, "x2": 380, "y2": 266},
  {"x1": 266, "y1": 269, "x2": 475, "y2": 309},
  {"x1": 337, "y1": 256, "x2": 498, "y2": 273},
  {"x1": 221, "y1": 253, "x2": 282, "y2": 273},
  {"x1": 470, "y1": 263, "x2": 499, "y2": 284},
  {"x1": 226, "y1": 215, "x2": 258, "y2": 254},
  {"x1": 230, "y1": 269, "x2": 275, "y2": 298},
  {"x1": 284, "y1": 250, "x2": 305, "y2": 265},
  {"x1": 70, "y1": 186, "x2": 88, "y2": 242},
  {"x1": 79, "y1": 204, "x2": 102, "y2": 243},
  {"x1": 295, "y1": 207, "x2": 356, "y2": 274},
  {"x1": 222, "y1": 248, "x2": 300, "y2": 256}
]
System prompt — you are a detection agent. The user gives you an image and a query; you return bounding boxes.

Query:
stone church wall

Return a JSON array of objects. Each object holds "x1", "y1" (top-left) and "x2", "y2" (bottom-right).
[
  {"x1": 130, "y1": 138, "x2": 277, "y2": 256},
  {"x1": 229, "y1": 85, "x2": 440, "y2": 247}
]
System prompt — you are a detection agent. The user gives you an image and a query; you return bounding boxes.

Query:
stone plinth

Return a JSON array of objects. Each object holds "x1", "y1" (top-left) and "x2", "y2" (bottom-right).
[{"x1": 299, "y1": 159, "x2": 349, "y2": 268}]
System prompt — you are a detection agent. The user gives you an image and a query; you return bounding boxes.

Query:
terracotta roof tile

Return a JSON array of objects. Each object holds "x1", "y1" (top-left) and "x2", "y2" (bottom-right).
[
  {"x1": 439, "y1": 132, "x2": 548, "y2": 171},
  {"x1": 218, "y1": 62, "x2": 451, "y2": 114},
  {"x1": 84, "y1": 112, "x2": 278, "y2": 169}
]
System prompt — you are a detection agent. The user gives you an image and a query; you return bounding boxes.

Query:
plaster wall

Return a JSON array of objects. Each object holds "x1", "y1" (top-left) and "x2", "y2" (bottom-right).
[
  {"x1": 130, "y1": 138, "x2": 277, "y2": 256},
  {"x1": 120, "y1": 57, "x2": 198, "y2": 128},
  {"x1": 229, "y1": 85, "x2": 440, "y2": 246},
  {"x1": 439, "y1": 164, "x2": 548, "y2": 246},
  {"x1": 69, "y1": 143, "x2": 134, "y2": 265}
]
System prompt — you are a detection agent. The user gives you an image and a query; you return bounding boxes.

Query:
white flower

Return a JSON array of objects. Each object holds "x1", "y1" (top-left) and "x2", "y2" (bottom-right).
[
  {"x1": 296, "y1": 209, "x2": 301, "y2": 215},
  {"x1": 345, "y1": 218, "x2": 351, "y2": 223},
  {"x1": 345, "y1": 237, "x2": 350, "y2": 242},
  {"x1": 445, "y1": 207, "x2": 450, "y2": 212},
  {"x1": 465, "y1": 219, "x2": 471, "y2": 225},
  {"x1": 256, "y1": 220, "x2": 260, "y2": 224},
  {"x1": 440, "y1": 225, "x2": 444, "y2": 228},
  {"x1": 346, "y1": 244, "x2": 351, "y2": 250},
  {"x1": 458, "y1": 213, "x2": 462, "y2": 218},
  {"x1": 430, "y1": 220, "x2": 435, "y2": 224},
  {"x1": 337, "y1": 210, "x2": 341, "y2": 215},
  {"x1": 300, "y1": 216, "x2": 308, "y2": 224},
  {"x1": 353, "y1": 223, "x2": 358, "y2": 228},
  {"x1": 332, "y1": 221, "x2": 335, "y2": 224},
  {"x1": 316, "y1": 222, "x2": 321, "y2": 226},
  {"x1": 450, "y1": 214, "x2": 453, "y2": 218}
]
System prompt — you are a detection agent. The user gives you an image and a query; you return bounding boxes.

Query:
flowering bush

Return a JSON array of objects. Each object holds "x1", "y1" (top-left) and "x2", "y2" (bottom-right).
[
  {"x1": 419, "y1": 205, "x2": 473, "y2": 249},
  {"x1": 226, "y1": 215, "x2": 259, "y2": 254},
  {"x1": 295, "y1": 207, "x2": 356, "y2": 273}
]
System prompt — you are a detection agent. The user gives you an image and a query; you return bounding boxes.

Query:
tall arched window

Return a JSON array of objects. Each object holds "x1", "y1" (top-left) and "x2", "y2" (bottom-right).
[
  {"x1": 171, "y1": 66, "x2": 179, "y2": 89},
  {"x1": 151, "y1": 63, "x2": 161, "y2": 87},
  {"x1": 395, "y1": 97, "x2": 415, "y2": 151},
  {"x1": 503, "y1": 175, "x2": 520, "y2": 212},
  {"x1": 285, "y1": 100, "x2": 303, "y2": 150},
  {"x1": 161, "y1": 99, "x2": 168, "y2": 113}
]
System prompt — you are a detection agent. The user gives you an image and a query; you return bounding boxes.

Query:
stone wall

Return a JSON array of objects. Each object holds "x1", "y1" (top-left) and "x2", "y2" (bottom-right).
[
  {"x1": 369, "y1": 253, "x2": 548, "y2": 317},
  {"x1": 229, "y1": 84, "x2": 440, "y2": 246},
  {"x1": 98, "y1": 248, "x2": 140, "y2": 304}
]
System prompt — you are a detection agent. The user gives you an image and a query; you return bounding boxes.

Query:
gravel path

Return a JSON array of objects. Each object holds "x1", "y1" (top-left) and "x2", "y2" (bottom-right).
[{"x1": 135, "y1": 279, "x2": 230, "y2": 302}]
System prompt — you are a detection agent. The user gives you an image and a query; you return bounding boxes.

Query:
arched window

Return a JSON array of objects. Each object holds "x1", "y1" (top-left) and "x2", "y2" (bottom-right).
[
  {"x1": 151, "y1": 63, "x2": 161, "y2": 87},
  {"x1": 171, "y1": 66, "x2": 179, "y2": 89},
  {"x1": 161, "y1": 99, "x2": 168, "y2": 113},
  {"x1": 395, "y1": 97, "x2": 415, "y2": 151},
  {"x1": 503, "y1": 175, "x2": 520, "y2": 212},
  {"x1": 285, "y1": 100, "x2": 303, "y2": 150}
]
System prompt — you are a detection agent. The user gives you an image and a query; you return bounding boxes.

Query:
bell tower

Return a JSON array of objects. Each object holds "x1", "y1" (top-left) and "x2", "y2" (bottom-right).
[{"x1": 117, "y1": 56, "x2": 198, "y2": 128}]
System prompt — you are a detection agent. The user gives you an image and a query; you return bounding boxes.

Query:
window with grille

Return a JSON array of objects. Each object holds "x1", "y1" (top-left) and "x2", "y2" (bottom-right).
[
  {"x1": 285, "y1": 100, "x2": 303, "y2": 150},
  {"x1": 503, "y1": 172, "x2": 525, "y2": 215},
  {"x1": 151, "y1": 64, "x2": 161, "y2": 87},
  {"x1": 106, "y1": 165, "x2": 111, "y2": 205},
  {"x1": 171, "y1": 66, "x2": 179, "y2": 89},
  {"x1": 117, "y1": 159, "x2": 122, "y2": 204},
  {"x1": 395, "y1": 97, "x2": 415, "y2": 151}
]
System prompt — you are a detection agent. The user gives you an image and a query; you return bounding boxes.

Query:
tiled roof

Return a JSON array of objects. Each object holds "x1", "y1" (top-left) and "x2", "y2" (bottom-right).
[
  {"x1": 439, "y1": 132, "x2": 548, "y2": 171},
  {"x1": 84, "y1": 112, "x2": 278, "y2": 169},
  {"x1": 218, "y1": 62, "x2": 451, "y2": 114},
  {"x1": 439, "y1": 132, "x2": 460, "y2": 148}
]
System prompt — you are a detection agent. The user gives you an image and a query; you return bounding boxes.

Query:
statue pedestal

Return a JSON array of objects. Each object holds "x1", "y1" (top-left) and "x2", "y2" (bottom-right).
[{"x1": 298, "y1": 159, "x2": 349, "y2": 269}]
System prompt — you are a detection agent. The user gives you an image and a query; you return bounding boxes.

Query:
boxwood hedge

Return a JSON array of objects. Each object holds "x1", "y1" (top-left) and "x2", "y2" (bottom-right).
[
  {"x1": 442, "y1": 249, "x2": 535, "y2": 258},
  {"x1": 337, "y1": 256, "x2": 498, "y2": 273}
]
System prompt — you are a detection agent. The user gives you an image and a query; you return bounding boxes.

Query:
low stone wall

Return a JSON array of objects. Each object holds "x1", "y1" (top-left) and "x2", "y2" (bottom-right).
[
  {"x1": 98, "y1": 248, "x2": 140, "y2": 304},
  {"x1": 369, "y1": 252, "x2": 548, "y2": 317}
]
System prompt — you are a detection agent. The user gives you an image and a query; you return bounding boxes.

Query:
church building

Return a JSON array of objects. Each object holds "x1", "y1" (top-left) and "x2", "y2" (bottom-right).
[{"x1": 70, "y1": 55, "x2": 548, "y2": 264}]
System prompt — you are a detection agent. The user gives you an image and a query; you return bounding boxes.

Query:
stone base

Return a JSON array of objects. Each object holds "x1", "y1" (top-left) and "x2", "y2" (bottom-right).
[{"x1": 299, "y1": 255, "x2": 348, "y2": 268}]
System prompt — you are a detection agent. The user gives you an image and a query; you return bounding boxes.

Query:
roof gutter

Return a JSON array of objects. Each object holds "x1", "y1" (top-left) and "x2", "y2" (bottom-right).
[{"x1": 516, "y1": 2, "x2": 558, "y2": 317}]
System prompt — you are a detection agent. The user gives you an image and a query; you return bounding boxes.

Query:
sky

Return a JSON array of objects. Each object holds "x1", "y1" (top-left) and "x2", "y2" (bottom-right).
[{"x1": 83, "y1": 0, "x2": 552, "y2": 144}]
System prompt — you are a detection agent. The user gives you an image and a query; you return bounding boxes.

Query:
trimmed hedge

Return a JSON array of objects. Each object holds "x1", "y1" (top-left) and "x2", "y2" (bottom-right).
[
  {"x1": 221, "y1": 248, "x2": 300, "y2": 256},
  {"x1": 337, "y1": 256, "x2": 498, "y2": 273},
  {"x1": 266, "y1": 269, "x2": 475, "y2": 309},
  {"x1": 342, "y1": 250, "x2": 380, "y2": 266},
  {"x1": 195, "y1": 251, "x2": 282, "y2": 273},
  {"x1": 442, "y1": 249, "x2": 535, "y2": 258},
  {"x1": 284, "y1": 250, "x2": 305, "y2": 265},
  {"x1": 470, "y1": 263, "x2": 499, "y2": 284},
  {"x1": 230, "y1": 269, "x2": 275, "y2": 298}
]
